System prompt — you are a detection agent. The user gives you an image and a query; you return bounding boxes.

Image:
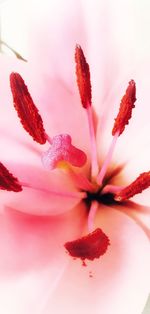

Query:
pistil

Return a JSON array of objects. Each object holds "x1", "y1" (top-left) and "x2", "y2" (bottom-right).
[{"x1": 42, "y1": 134, "x2": 87, "y2": 170}]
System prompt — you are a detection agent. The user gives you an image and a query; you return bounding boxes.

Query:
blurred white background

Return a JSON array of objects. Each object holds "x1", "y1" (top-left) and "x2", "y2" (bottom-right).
[{"x1": 0, "y1": 0, "x2": 28, "y2": 59}]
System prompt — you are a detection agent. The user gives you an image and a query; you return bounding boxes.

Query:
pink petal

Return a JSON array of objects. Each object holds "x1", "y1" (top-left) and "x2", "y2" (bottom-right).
[
  {"x1": 115, "y1": 201, "x2": 150, "y2": 240},
  {"x1": 47, "y1": 206, "x2": 150, "y2": 314},
  {"x1": 0, "y1": 202, "x2": 87, "y2": 313},
  {"x1": 0, "y1": 161, "x2": 84, "y2": 216}
]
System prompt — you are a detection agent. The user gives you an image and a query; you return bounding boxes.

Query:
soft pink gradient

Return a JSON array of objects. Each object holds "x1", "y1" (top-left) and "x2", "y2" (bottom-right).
[{"x1": 0, "y1": 1, "x2": 150, "y2": 314}]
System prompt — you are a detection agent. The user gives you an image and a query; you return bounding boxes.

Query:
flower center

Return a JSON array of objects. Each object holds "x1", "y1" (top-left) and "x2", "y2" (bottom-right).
[{"x1": 1, "y1": 45, "x2": 150, "y2": 267}]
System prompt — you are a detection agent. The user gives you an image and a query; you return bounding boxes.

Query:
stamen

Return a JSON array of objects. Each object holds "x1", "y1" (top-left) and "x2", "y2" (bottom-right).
[
  {"x1": 10, "y1": 72, "x2": 47, "y2": 144},
  {"x1": 112, "y1": 80, "x2": 136, "y2": 136},
  {"x1": 21, "y1": 181, "x2": 87, "y2": 200},
  {"x1": 115, "y1": 171, "x2": 150, "y2": 201},
  {"x1": 42, "y1": 134, "x2": 87, "y2": 170},
  {"x1": 97, "y1": 131, "x2": 119, "y2": 185},
  {"x1": 64, "y1": 228, "x2": 110, "y2": 262},
  {"x1": 88, "y1": 201, "x2": 99, "y2": 232},
  {"x1": 75, "y1": 45, "x2": 92, "y2": 108},
  {"x1": 75, "y1": 45, "x2": 99, "y2": 178},
  {"x1": 101, "y1": 184, "x2": 123, "y2": 195},
  {"x1": 0, "y1": 162, "x2": 22, "y2": 192}
]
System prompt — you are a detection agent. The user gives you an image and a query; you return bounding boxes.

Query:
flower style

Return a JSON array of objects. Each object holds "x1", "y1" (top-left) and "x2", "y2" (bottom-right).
[{"x1": 0, "y1": 1, "x2": 150, "y2": 314}]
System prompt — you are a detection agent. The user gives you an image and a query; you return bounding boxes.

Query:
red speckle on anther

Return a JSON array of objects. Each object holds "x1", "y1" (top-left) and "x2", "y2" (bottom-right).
[
  {"x1": 75, "y1": 45, "x2": 92, "y2": 109},
  {"x1": 82, "y1": 260, "x2": 87, "y2": 267},
  {"x1": 115, "y1": 171, "x2": 150, "y2": 201},
  {"x1": 64, "y1": 228, "x2": 110, "y2": 263},
  {"x1": 0, "y1": 162, "x2": 22, "y2": 192},
  {"x1": 89, "y1": 271, "x2": 93, "y2": 278},
  {"x1": 10, "y1": 73, "x2": 46, "y2": 144},
  {"x1": 112, "y1": 80, "x2": 136, "y2": 136}
]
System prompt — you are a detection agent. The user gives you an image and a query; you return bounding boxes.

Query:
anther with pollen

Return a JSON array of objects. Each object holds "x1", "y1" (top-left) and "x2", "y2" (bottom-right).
[
  {"x1": 0, "y1": 162, "x2": 22, "y2": 192},
  {"x1": 75, "y1": 45, "x2": 92, "y2": 109},
  {"x1": 64, "y1": 228, "x2": 110, "y2": 264},
  {"x1": 10, "y1": 72, "x2": 47, "y2": 144},
  {"x1": 115, "y1": 171, "x2": 150, "y2": 201},
  {"x1": 112, "y1": 80, "x2": 136, "y2": 136}
]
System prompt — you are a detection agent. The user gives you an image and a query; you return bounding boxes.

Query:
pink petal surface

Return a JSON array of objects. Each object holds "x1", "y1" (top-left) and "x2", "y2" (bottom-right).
[
  {"x1": 0, "y1": 202, "x2": 87, "y2": 313},
  {"x1": 0, "y1": 203, "x2": 86, "y2": 276},
  {"x1": 116, "y1": 201, "x2": 150, "y2": 240},
  {"x1": 46, "y1": 207, "x2": 150, "y2": 314}
]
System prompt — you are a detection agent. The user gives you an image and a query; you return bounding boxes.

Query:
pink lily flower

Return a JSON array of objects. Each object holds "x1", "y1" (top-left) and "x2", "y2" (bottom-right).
[{"x1": 0, "y1": 1, "x2": 150, "y2": 314}]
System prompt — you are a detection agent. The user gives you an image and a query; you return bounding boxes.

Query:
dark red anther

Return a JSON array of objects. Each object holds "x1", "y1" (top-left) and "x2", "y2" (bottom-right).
[
  {"x1": 75, "y1": 45, "x2": 92, "y2": 109},
  {"x1": 64, "y1": 228, "x2": 110, "y2": 262},
  {"x1": 0, "y1": 162, "x2": 22, "y2": 192},
  {"x1": 10, "y1": 72, "x2": 46, "y2": 144},
  {"x1": 112, "y1": 80, "x2": 136, "y2": 136},
  {"x1": 115, "y1": 171, "x2": 150, "y2": 201}
]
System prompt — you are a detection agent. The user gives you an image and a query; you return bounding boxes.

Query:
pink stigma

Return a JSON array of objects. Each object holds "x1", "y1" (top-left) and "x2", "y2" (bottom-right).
[{"x1": 42, "y1": 134, "x2": 87, "y2": 170}]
